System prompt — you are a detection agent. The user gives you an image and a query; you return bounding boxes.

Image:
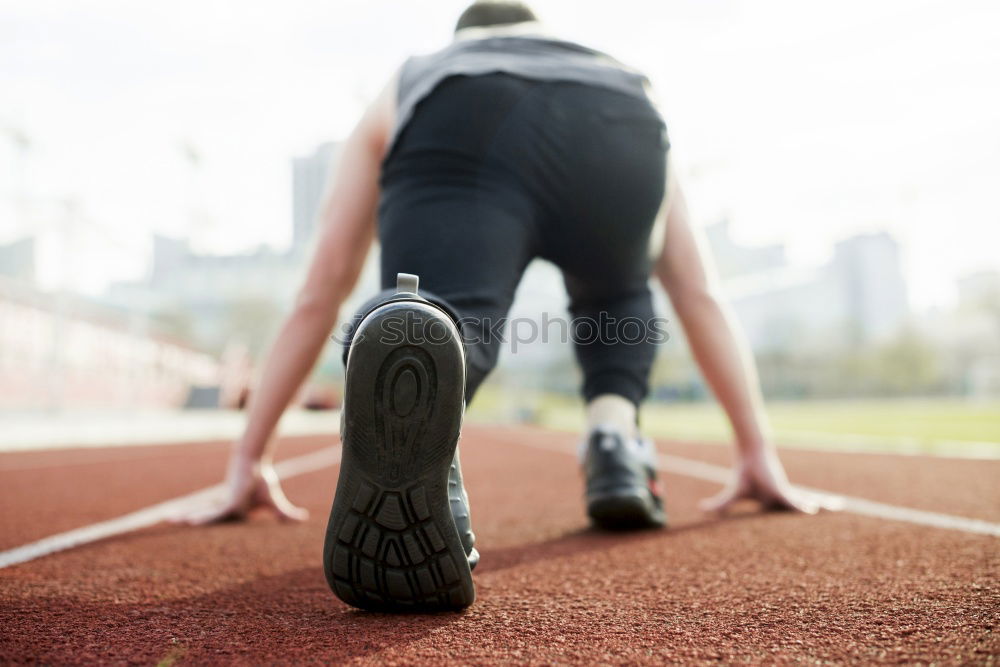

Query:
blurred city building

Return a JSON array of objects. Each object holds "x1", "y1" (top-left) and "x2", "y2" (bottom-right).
[
  {"x1": 710, "y1": 223, "x2": 910, "y2": 352},
  {"x1": 104, "y1": 140, "x2": 377, "y2": 365},
  {"x1": 0, "y1": 275, "x2": 218, "y2": 411},
  {"x1": 0, "y1": 237, "x2": 36, "y2": 284},
  {"x1": 922, "y1": 270, "x2": 1000, "y2": 396},
  {"x1": 107, "y1": 236, "x2": 303, "y2": 352},
  {"x1": 958, "y1": 270, "x2": 1000, "y2": 307},
  {"x1": 292, "y1": 141, "x2": 341, "y2": 256},
  {"x1": 705, "y1": 221, "x2": 786, "y2": 280},
  {"x1": 451, "y1": 223, "x2": 918, "y2": 401},
  {"x1": 957, "y1": 271, "x2": 1000, "y2": 395},
  {"x1": 18, "y1": 130, "x2": 979, "y2": 404}
]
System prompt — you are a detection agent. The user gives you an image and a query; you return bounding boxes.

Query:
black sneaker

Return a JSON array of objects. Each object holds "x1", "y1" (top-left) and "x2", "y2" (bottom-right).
[
  {"x1": 323, "y1": 273, "x2": 476, "y2": 611},
  {"x1": 449, "y1": 449, "x2": 479, "y2": 570},
  {"x1": 581, "y1": 425, "x2": 667, "y2": 530}
]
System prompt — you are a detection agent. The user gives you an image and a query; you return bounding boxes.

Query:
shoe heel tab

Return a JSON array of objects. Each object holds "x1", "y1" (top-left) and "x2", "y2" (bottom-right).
[{"x1": 396, "y1": 272, "x2": 419, "y2": 295}]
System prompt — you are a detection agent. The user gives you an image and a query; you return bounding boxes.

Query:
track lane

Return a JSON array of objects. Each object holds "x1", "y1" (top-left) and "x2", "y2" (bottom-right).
[
  {"x1": 0, "y1": 436, "x2": 334, "y2": 550},
  {"x1": 1, "y1": 426, "x2": 996, "y2": 663},
  {"x1": 657, "y1": 437, "x2": 1000, "y2": 523}
]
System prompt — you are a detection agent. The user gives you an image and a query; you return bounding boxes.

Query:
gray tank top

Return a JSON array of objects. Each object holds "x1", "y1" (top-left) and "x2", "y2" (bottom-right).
[{"x1": 391, "y1": 35, "x2": 654, "y2": 152}]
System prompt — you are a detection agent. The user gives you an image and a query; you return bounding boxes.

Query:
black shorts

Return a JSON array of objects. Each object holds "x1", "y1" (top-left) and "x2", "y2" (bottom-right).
[{"x1": 367, "y1": 73, "x2": 668, "y2": 405}]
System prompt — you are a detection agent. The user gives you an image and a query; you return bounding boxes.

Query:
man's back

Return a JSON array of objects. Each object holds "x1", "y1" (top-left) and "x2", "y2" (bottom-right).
[{"x1": 390, "y1": 29, "x2": 656, "y2": 155}]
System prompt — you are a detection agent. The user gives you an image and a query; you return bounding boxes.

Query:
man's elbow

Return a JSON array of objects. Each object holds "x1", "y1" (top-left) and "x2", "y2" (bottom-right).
[
  {"x1": 667, "y1": 280, "x2": 726, "y2": 316},
  {"x1": 293, "y1": 288, "x2": 339, "y2": 322}
]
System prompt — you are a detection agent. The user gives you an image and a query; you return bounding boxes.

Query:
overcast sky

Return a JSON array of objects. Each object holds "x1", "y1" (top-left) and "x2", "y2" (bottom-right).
[{"x1": 1, "y1": 0, "x2": 998, "y2": 307}]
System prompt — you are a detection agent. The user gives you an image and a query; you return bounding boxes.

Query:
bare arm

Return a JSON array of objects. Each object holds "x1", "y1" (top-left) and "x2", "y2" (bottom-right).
[
  {"x1": 655, "y1": 170, "x2": 770, "y2": 457},
  {"x1": 656, "y1": 161, "x2": 823, "y2": 513},
  {"x1": 180, "y1": 79, "x2": 396, "y2": 524},
  {"x1": 236, "y1": 82, "x2": 394, "y2": 465}
]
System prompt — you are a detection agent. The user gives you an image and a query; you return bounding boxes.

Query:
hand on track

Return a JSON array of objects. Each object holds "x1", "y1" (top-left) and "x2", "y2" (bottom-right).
[
  {"x1": 699, "y1": 448, "x2": 842, "y2": 515},
  {"x1": 174, "y1": 459, "x2": 309, "y2": 525}
]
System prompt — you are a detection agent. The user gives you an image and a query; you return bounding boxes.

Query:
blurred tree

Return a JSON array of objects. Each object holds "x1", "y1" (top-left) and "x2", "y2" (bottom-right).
[
  {"x1": 150, "y1": 306, "x2": 197, "y2": 345},
  {"x1": 870, "y1": 328, "x2": 941, "y2": 396},
  {"x1": 965, "y1": 280, "x2": 1000, "y2": 333},
  {"x1": 218, "y1": 297, "x2": 284, "y2": 359}
]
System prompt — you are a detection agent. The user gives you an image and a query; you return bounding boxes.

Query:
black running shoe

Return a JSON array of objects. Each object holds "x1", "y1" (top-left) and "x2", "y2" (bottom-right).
[
  {"x1": 323, "y1": 273, "x2": 476, "y2": 612},
  {"x1": 581, "y1": 426, "x2": 667, "y2": 530}
]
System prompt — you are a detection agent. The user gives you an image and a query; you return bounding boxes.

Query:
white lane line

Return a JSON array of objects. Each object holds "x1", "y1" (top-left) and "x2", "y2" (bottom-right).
[
  {"x1": 0, "y1": 411, "x2": 339, "y2": 453},
  {"x1": 0, "y1": 446, "x2": 342, "y2": 570},
  {"x1": 522, "y1": 440, "x2": 1000, "y2": 538},
  {"x1": 652, "y1": 430, "x2": 1000, "y2": 460},
  {"x1": 0, "y1": 446, "x2": 230, "y2": 473}
]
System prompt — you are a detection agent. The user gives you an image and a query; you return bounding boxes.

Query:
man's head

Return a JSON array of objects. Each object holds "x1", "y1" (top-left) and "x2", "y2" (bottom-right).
[{"x1": 455, "y1": 1, "x2": 538, "y2": 33}]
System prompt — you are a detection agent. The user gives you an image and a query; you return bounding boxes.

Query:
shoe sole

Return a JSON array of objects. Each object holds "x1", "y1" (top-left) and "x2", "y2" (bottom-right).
[
  {"x1": 588, "y1": 490, "x2": 667, "y2": 530},
  {"x1": 323, "y1": 300, "x2": 474, "y2": 612}
]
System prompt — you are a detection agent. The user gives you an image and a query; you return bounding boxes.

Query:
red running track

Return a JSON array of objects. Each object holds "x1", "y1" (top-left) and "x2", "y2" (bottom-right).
[{"x1": 1, "y1": 425, "x2": 997, "y2": 664}]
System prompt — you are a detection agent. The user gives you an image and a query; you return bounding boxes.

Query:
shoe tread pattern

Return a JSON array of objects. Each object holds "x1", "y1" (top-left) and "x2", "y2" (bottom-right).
[
  {"x1": 329, "y1": 480, "x2": 471, "y2": 611},
  {"x1": 324, "y1": 300, "x2": 473, "y2": 612}
]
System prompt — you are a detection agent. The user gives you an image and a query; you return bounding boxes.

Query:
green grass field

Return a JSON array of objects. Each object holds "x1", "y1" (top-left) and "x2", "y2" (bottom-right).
[{"x1": 467, "y1": 390, "x2": 1000, "y2": 458}]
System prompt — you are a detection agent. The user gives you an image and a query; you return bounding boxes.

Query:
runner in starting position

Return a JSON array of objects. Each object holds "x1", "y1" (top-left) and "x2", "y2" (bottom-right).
[{"x1": 182, "y1": 1, "x2": 823, "y2": 611}]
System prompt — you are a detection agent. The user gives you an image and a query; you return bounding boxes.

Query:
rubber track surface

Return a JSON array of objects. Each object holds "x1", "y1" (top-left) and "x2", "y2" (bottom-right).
[{"x1": 1, "y1": 426, "x2": 997, "y2": 664}]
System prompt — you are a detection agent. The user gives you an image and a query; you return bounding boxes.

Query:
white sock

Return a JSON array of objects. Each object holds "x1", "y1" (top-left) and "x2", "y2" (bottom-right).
[{"x1": 586, "y1": 394, "x2": 637, "y2": 441}]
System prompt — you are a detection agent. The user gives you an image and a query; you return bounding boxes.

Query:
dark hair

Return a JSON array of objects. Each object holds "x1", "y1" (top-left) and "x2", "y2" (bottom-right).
[{"x1": 455, "y1": 1, "x2": 537, "y2": 32}]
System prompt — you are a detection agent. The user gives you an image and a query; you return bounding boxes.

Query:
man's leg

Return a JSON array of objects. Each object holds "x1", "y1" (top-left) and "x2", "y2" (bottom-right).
[
  {"x1": 564, "y1": 277, "x2": 666, "y2": 529},
  {"x1": 377, "y1": 190, "x2": 538, "y2": 402},
  {"x1": 587, "y1": 394, "x2": 638, "y2": 441},
  {"x1": 564, "y1": 278, "x2": 658, "y2": 416},
  {"x1": 529, "y1": 79, "x2": 668, "y2": 529}
]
